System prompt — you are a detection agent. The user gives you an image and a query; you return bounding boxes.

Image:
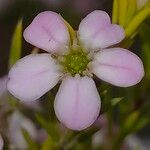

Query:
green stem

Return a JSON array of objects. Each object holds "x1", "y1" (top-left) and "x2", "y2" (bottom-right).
[
  {"x1": 125, "y1": 0, "x2": 137, "y2": 27},
  {"x1": 118, "y1": 0, "x2": 128, "y2": 27},
  {"x1": 112, "y1": 0, "x2": 118, "y2": 23}
]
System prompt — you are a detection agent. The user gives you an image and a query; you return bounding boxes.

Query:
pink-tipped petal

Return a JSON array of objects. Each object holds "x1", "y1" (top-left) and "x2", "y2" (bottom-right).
[
  {"x1": 54, "y1": 75, "x2": 101, "y2": 131},
  {"x1": 8, "y1": 54, "x2": 61, "y2": 101},
  {"x1": 23, "y1": 11, "x2": 70, "y2": 54},
  {"x1": 78, "y1": 10, "x2": 125, "y2": 51},
  {"x1": 90, "y1": 48, "x2": 144, "y2": 87}
]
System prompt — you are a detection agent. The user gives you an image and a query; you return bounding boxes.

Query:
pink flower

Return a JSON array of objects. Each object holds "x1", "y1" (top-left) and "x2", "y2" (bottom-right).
[{"x1": 7, "y1": 10, "x2": 144, "y2": 130}]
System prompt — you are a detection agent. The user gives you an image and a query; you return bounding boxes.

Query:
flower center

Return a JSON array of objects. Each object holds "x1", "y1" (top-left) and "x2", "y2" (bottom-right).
[{"x1": 62, "y1": 50, "x2": 90, "y2": 76}]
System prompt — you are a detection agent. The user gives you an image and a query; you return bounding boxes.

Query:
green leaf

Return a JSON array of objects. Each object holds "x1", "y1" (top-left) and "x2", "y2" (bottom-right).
[
  {"x1": 118, "y1": 0, "x2": 128, "y2": 27},
  {"x1": 125, "y1": 0, "x2": 137, "y2": 26},
  {"x1": 35, "y1": 113, "x2": 59, "y2": 141},
  {"x1": 63, "y1": 18, "x2": 76, "y2": 45},
  {"x1": 42, "y1": 137, "x2": 58, "y2": 150},
  {"x1": 134, "y1": 117, "x2": 149, "y2": 132},
  {"x1": 111, "y1": 97, "x2": 124, "y2": 106},
  {"x1": 125, "y1": 6, "x2": 150, "y2": 37},
  {"x1": 112, "y1": 0, "x2": 119, "y2": 23},
  {"x1": 9, "y1": 19, "x2": 22, "y2": 67},
  {"x1": 140, "y1": 24, "x2": 150, "y2": 79},
  {"x1": 22, "y1": 128, "x2": 39, "y2": 150},
  {"x1": 123, "y1": 111, "x2": 139, "y2": 132}
]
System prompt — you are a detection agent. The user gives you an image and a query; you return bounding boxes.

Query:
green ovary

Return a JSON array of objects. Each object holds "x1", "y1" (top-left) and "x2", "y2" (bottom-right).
[{"x1": 63, "y1": 51, "x2": 90, "y2": 76}]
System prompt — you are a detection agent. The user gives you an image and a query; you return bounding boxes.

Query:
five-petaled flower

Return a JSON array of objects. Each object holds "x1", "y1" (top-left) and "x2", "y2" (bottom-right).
[{"x1": 7, "y1": 10, "x2": 144, "y2": 130}]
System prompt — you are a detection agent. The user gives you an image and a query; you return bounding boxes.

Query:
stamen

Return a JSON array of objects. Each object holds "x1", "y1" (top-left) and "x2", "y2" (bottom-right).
[{"x1": 62, "y1": 49, "x2": 90, "y2": 76}]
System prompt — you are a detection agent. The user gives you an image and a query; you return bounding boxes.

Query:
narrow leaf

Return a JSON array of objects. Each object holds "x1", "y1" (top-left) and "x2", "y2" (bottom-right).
[
  {"x1": 140, "y1": 24, "x2": 150, "y2": 79},
  {"x1": 118, "y1": 0, "x2": 128, "y2": 27},
  {"x1": 125, "y1": 7, "x2": 150, "y2": 37},
  {"x1": 22, "y1": 128, "x2": 39, "y2": 150},
  {"x1": 111, "y1": 97, "x2": 124, "y2": 106},
  {"x1": 123, "y1": 111, "x2": 139, "y2": 131},
  {"x1": 125, "y1": 0, "x2": 137, "y2": 26},
  {"x1": 112, "y1": 0, "x2": 119, "y2": 23},
  {"x1": 9, "y1": 19, "x2": 22, "y2": 67},
  {"x1": 35, "y1": 113, "x2": 59, "y2": 141},
  {"x1": 63, "y1": 18, "x2": 76, "y2": 45},
  {"x1": 42, "y1": 137, "x2": 58, "y2": 150}
]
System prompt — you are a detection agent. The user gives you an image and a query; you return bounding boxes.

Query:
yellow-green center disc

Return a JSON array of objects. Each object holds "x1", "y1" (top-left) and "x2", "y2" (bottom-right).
[{"x1": 63, "y1": 51, "x2": 90, "y2": 76}]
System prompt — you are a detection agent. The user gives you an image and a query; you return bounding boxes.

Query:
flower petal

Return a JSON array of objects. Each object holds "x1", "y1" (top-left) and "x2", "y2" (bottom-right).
[
  {"x1": 54, "y1": 75, "x2": 101, "y2": 131},
  {"x1": 78, "y1": 10, "x2": 125, "y2": 50},
  {"x1": 23, "y1": 11, "x2": 70, "y2": 54},
  {"x1": 8, "y1": 54, "x2": 61, "y2": 101},
  {"x1": 90, "y1": 48, "x2": 144, "y2": 87}
]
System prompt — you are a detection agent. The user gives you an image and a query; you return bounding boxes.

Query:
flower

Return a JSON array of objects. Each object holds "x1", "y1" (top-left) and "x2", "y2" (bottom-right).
[{"x1": 7, "y1": 10, "x2": 144, "y2": 130}]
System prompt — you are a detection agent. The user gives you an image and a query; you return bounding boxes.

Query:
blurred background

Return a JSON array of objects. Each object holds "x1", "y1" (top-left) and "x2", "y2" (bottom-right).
[{"x1": 0, "y1": 0, "x2": 150, "y2": 149}]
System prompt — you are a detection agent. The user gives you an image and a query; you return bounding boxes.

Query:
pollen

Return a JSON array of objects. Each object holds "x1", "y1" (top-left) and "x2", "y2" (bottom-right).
[{"x1": 63, "y1": 50, "x2": 90, "y2": 76}]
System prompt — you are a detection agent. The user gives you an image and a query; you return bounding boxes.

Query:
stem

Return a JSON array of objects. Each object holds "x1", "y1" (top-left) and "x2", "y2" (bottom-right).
[
  {"x1": 112, "y1": 0, "x2": 118, "y2": 24},
  {"x1": 118, "y1": 0, "x2": 128, "y2": 27},
  {"x1": 125, "y1": 0, "x2": 137, "y2": 26},
  {"x1": 107, "y1": 110, "x2": 113, "y2": 137}
]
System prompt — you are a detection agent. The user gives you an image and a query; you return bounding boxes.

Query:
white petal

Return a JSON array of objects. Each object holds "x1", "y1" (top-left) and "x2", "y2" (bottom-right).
[
  {"x1": 23, "y1": 11, "x2": 70, "y2": 54},
  {"x1": 8, "y1": 54, "x2": 61, "y2": 101},
  {"x1": 90, "y1": 48, "x2": 144, "y2": 87},
  {"x1": 78, "y1": 10, "x2": 125, "y2": 51},
  {"x1": 54, "y1": 75, "x2": 101, "y2": 131},
  {"x1": 89, "y1": 25, "x2": 124, "y2": 50}
]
